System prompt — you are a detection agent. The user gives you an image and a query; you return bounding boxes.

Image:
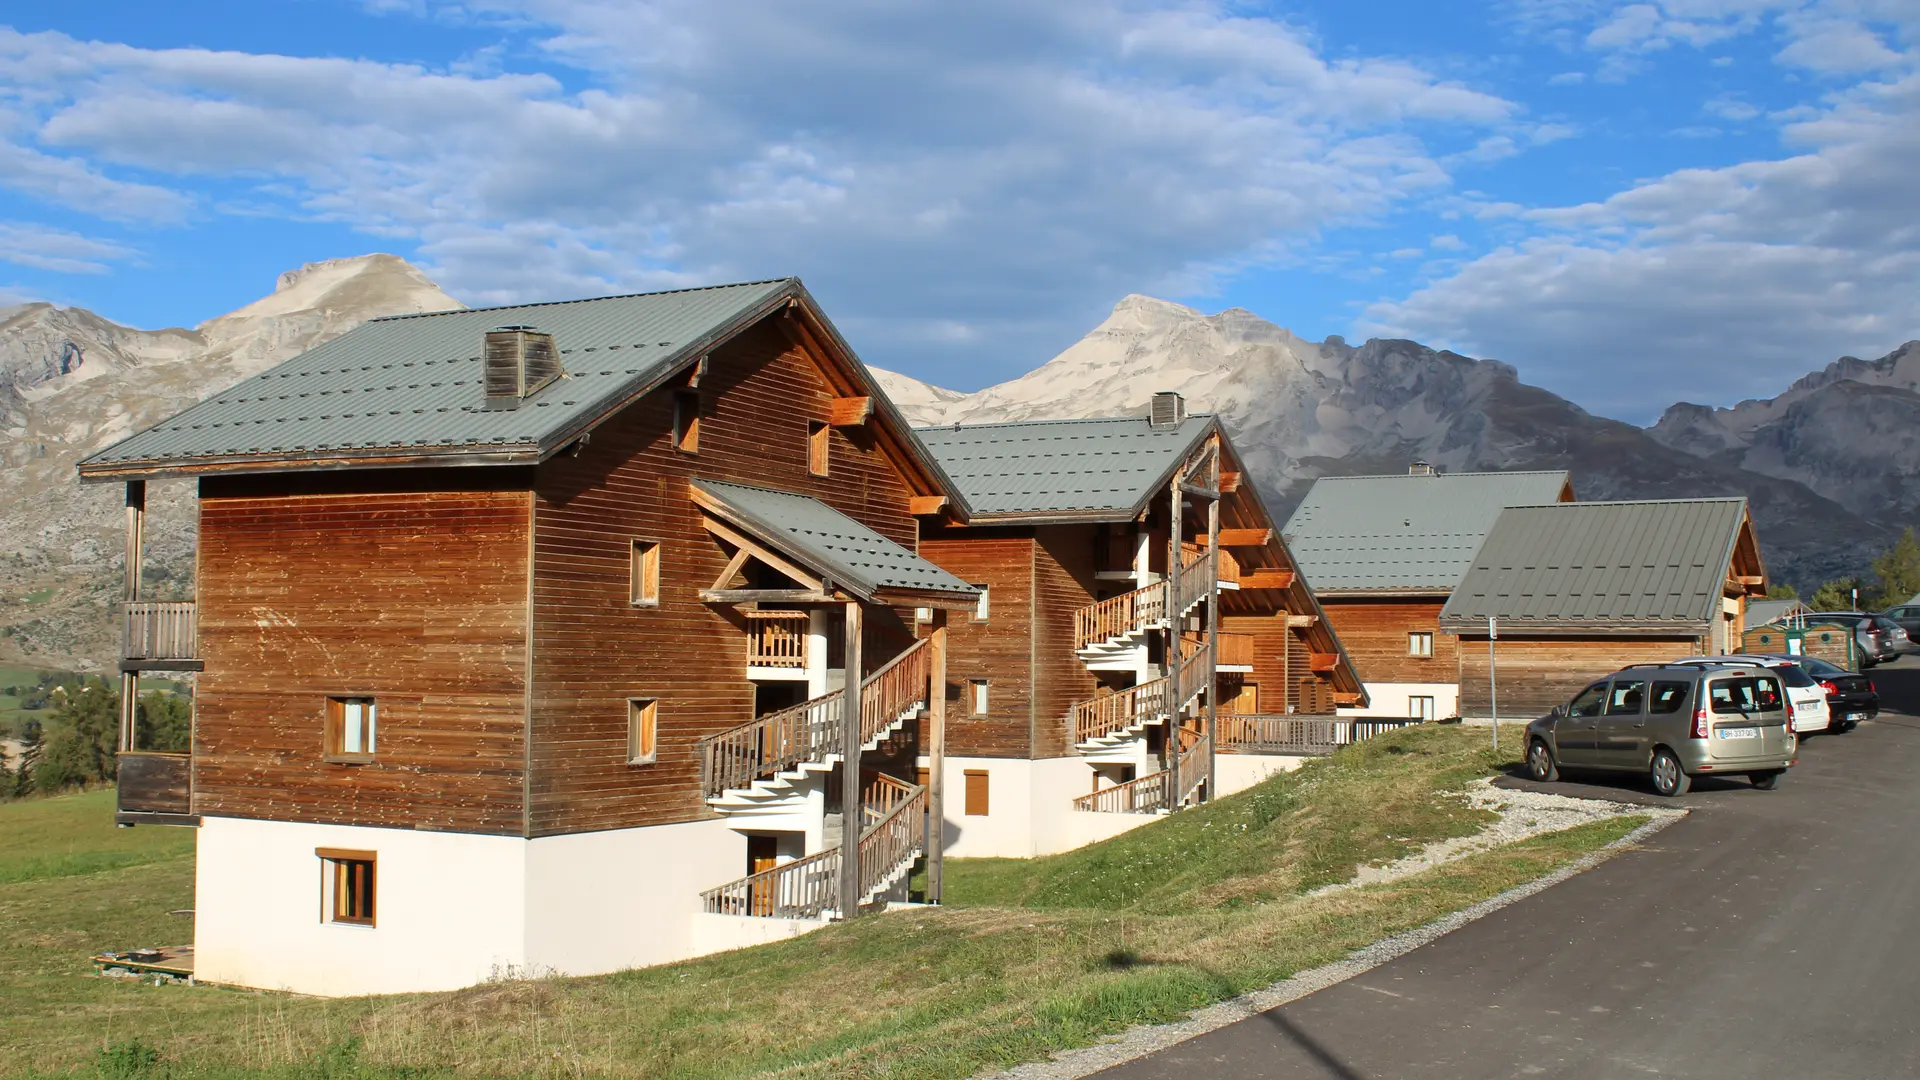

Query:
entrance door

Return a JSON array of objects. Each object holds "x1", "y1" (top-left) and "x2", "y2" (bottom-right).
[
  {"x1": 1221, "y1": 681, "x2": 1259, "y2": 714},
  {"x1": 746, "y1": 835, "x2": 780, "y2": 916}
]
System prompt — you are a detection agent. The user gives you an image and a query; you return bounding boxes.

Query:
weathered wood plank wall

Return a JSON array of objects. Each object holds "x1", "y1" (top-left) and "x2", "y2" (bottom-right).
[
  {"x1": 1455, "y1": 634, "x2": 1706, "y2": 717},
  {"x1": 1318, "y1": 598, "x2": 1454, "y2": 687}
]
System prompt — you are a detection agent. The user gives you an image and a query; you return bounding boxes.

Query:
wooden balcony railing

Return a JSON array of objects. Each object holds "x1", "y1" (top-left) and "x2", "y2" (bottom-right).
[
  {"x1": 1072, "y1": 770, "x2": 1171, "y2": 814},
  {"x1": 745, "y1": 611, "x2": 810, "y2": 668},
  {"x1": 1172, "y1": 549, "x2": 1217, "y2": 615},
  {"x1": 700, "y1": 639, "x2": 930, "y2": 799},
  {"x1": 702, "y1": 780, "x2": 928, "y2": 918},
  {"x1": 1216, "y1": 632, "x2": 1255, "y2": 667},
  {"x1": 116, "y1": 752, "x2": 191, "y2": 817},
  {"x1": 1071, "y1": 678, "x2": 1171, "y2": 744},
  {"x1": 1174, "y1": 726, "x2": 1211, "y2": 807},
  {"x1": 1174, "y1": 636, "x2": 1211, "y2": 709},
  {"x1": 1073, "y1": 583, "x2": 1167, "y2": 650},
  {"x1": 124, "y1": 602, "x2": 197, "y2": 663},
  {"x1": 1214, "y1": 715, "x2": 1423, "y2": 754}
]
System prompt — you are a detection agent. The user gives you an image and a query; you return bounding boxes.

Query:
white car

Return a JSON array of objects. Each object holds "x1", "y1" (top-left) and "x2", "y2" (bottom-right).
[{"x1": 1669, "y1": 656, "x2": 1831, "y2": 734}]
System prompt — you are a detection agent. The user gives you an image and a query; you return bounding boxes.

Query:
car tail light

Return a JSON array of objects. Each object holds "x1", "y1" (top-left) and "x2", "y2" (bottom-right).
[
  {"x1": 1819, "y1": 679, "x2": 1839, "y2": 695},
  {"x1": 1691, "y1": 707, "x2": 1709, "y2": 739},
  {"x1": 1870, "y1": 680, "x2": 1877, "y2": 694},
  {"x1": 1784, "y1": 701, "x2": 1795, "y2": 734}
]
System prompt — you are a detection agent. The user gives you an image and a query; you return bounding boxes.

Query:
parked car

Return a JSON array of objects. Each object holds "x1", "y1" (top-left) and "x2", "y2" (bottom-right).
[
  {"x1": 1879, "y1": 603, "x2": 1920, "y2": 647},
  {"x1": 1791, "y1": 654, "x2": 1879, "y2": 730},
  {"x1": 1526, "y1": 662, "x2": 1796, "y2": 796},
  {"x1": 1800, "y1": 611, "x2": 1906, "y2": 666},
  {"x1": 1668, "y1": 656, "x2": 1831, "y2": 734}
]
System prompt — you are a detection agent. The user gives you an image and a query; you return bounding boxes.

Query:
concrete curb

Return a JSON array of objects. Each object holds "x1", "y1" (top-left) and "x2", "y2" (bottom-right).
[{"x1": 980, "y1": 809, "x2": 1687, "y2": 1080}]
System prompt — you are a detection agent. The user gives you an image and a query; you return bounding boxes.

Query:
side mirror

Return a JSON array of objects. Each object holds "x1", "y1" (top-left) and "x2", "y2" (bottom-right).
[{"x1": 1549, "y1": 705, "x2": 1566, "y2": 718}]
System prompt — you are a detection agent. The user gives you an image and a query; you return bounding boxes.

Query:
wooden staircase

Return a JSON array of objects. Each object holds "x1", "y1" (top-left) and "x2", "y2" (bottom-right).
[
  {"x1": 1073, "y1": 729, "x2": 1213, "y2": 814},
  {"x1": 1070, "y1": 637, "x2": 1211, "y2": 751},
  {"x1": 1072, "y1": 551, "x2": 1218, "y2": 662},
  {"x1": 701, "y1": 775, "x2": 928, "y2": 919},
  {"x1": 701, "y1": 639, "x2": 930, "y2": 811}
]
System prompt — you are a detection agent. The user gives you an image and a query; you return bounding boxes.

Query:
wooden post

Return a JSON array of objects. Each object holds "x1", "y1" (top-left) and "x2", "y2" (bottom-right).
[
  {"x1": 119, "y1": 481, "x2": 145, "y2": 754},
  {"x1": 1165, "y1": 477, "x2": 1183, "y2": 806},
  {"x1": 838, "y1": 600, "x2": 865, "y2": 919},
  {"x1": 927, "y1": 610, "x2": 948, "y2": 904},
  {"x1": 1204, "y1": 495, "x2": 1220, "y2": 802}
]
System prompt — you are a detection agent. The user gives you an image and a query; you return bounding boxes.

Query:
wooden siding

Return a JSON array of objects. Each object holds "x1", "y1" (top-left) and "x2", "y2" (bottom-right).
[
  {"x1": 1031, "y1": 526, "x2": 1101, "y2": 759},
  {"x1": 526, "y1": 318, "x2": 924, "y2": 836},
  {"x1": 1220, "y1": 614, "x2": 1295, "y2": 715},
  {"x1": 1319, "y1": 597, "x2": 1455, "y2": 686},
  {"x1": 917, "y1": 531, "x2": 1037, "y2": 759},
  {"x1": 194, "y1": 489, "x2": 531, "y2": 833},
  {"x1": 1286, "y1": 631, "x2": 1337, "y2": 715},
  {"x1": 1456, "y1": 635, "x2": 1706, "y2": 717}
]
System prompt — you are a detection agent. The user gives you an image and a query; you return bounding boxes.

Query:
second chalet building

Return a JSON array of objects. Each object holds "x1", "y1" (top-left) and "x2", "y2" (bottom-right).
[{"x1": 80, "y1": 278, "x2": 1364, "y2": 997}]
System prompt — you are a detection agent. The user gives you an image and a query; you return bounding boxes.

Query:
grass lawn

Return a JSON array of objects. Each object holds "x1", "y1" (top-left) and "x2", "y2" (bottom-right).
[{"x1": 0, "y1": 727, "x2": 1643, "y2": 1080}]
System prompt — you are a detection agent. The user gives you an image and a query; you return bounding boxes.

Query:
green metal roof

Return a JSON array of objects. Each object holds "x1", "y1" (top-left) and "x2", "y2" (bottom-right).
[
  {"x1": 1282, "y1": 471, "x2": 1572, "y2": 592},
  {"x1": 81, "y1": 279, "x2": 802, "y2": 475},
  {"x1": 914, "y1": 415, "x2": 1216, "y2": 518},
  {"x1": 692, "y1": 479, "x2": 978, "y2": 602},
  {"x1": 1439, "y1": 498, "x2": 1750, "y2": 632}
]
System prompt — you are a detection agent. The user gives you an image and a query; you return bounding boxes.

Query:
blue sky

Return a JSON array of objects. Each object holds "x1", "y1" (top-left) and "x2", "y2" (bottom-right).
[{"x1": 2, "y1": 0, "x2": 1916, "y2": 423}]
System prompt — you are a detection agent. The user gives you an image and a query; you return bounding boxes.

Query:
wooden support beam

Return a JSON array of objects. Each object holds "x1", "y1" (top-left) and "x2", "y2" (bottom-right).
[
  {"x1": 909, "y1": 495, "x2": 948, "y2": 517},
  {"x1": 1309, "y1": 652, "x2": 1340, "y2": 673},
  {"x1": 699, "y1": 516, "x2": 825, "y2": 592},
  {"x1": 1218, "y1": 471, "x2": 1242, "y2": 494},
  {"x1": 1239, "y1": 569, "x2": 1296, "y2": 590},
  {"x1": 1735, "y1": 574, "x2": 1765, "y2": 586},
  {"x1": 830, "y1": 396, "x2": 873, "y2": 427},
  {"x1": 839, "y1": 601, "x2": 865, "y2": 920},
  {"x1": 1334, "y1": 691, "x2": 1364, "y2": 705},
  {"x1": 708, "y1": 547, "x2": 751, "y2": 592},
  {"x1": 1217, "y1": 528, "x2": 1272, "y2": 547},
  {"x1": 1285, "y1": 613, "x2": 1317, "y2": 628},
  {"x1": 927, "y1": 611, "x2": 948, "y2": 905},
  {"x1": 1179, "y1": 483, "x2": 1220, "y2": 500},
  {"x1": 700, "y1": 588, "x2": 839, "y2": 605}
]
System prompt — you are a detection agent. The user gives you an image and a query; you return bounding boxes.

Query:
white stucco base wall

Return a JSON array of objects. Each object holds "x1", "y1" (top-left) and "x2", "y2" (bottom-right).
[
  {"x1": 1339, "y1": 682, "x2": 1459, "y2": 720},
  {"x1": 1213, "y1": 753, "x2": 1308, "y2": 797},
  {"x1": 196, "y1": 815, "x2": 775, "y2": 996},
  {"x1": 689, "y1": 912, "x2": 825, "y2": 956},
  {"x1": 925, "y1": 755, "x2": 1157, "y2": 860}
]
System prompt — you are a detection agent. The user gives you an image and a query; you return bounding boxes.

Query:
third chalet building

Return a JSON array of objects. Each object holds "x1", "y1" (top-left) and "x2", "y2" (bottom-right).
[{"x1": 81, "y1": 278, "x2": 1365, "y2": 996}]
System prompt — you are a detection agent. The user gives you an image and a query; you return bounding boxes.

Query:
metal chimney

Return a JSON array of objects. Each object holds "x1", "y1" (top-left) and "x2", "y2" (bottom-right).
[
  {"x1": 484, "y1": 325, "x2": 562, "y2": 410},
  {"x1": 1409, "y1": 460, "x2": 1436, "y2": 476}
]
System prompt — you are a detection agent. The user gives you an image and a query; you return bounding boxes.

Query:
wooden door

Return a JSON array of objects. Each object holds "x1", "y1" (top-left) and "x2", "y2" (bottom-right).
[
  {"x1": 747, "y1": 835, "x2": 779, "y2": 916},
  {"x1": 1221, "y1": 680, "x2": 1259, "y2": 715}
]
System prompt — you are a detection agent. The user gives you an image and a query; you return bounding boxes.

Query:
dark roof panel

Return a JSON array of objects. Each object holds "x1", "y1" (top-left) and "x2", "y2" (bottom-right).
[{"x1": 915, "y1": 415, "x2": 1214, "y2": 517}]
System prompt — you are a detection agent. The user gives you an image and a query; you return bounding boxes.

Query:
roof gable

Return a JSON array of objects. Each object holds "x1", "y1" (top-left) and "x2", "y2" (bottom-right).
[
  {"x1": 1439, "y1": 497, "x2": 1756, "y2": 631},
  {"x1": 915, "y1": 415, "x2": 1216, "y2": 519},
  {"x1": 1283, "y1": 470, "x2": 1573, "y2": 592}
]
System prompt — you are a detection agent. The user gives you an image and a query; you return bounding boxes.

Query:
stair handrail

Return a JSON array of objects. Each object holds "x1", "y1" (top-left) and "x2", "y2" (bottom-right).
[
  {"x1": 1173, "y1": 549, "x2": 1216, "y2": 615},
  {"x1": 1073, "y1": 582, "x2": 1167, "y2": 651},
  {"x1": 1173, "y1": 636, "x2": 1211, "y2": 710},
  {"x1": 856, "y1": 781, "x2": 927, "y2": 902},
  {"x1": 700, "y1": 780, "x2": 928, "y2": 919},
  {"x1": 1174, "y1": 728, "x2": 1211, "y2": 807},
  {"x1": 1070, "y1": 677, "x2": 1171, "y2": 744},
  {"x1": 861, "y1": 772, "x2": 918, "y2": 824},
  {"x1": 1072, "y1": 769, "x2": 1171, "y2": 814},
  {"x1": 860, "y1": 638, "x2": 931, "y2": 745}
]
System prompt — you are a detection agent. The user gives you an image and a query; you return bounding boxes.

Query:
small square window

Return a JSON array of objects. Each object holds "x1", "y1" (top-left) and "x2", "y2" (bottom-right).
[
  {"x1": 808, "y1": 420, "x2": 830, "y2": 476},
  {"x1": 672, "y1": 390, "x2": 700, "y2": 453},
  {"x1": 631, "y1": 539, "x2": 661, "y2": 606},
  {"x1": 1409, "y1": 695, "x2": 1436, "y2": 721},
  {"x1": 1408, "y1": 632, "x2": 1434, "y2": 658},
  {"x1": 971, "y1": 585, "x2": 990, "y2": 623},
  {"x1": 627, "y1": 698, "x2": 658, "y2": 765},
  {"x1": 317, "y1": 848, "x2": 376, "y2": 926},
  {"x1": 968, "y1": 679, "x2": 989, "y2": 717},
  {"x1": 324, "y1": 697, "x2": 376, "y2": 762},
  {"x1": 913, "y1": 606, "x2": 933, "y2": 624}
]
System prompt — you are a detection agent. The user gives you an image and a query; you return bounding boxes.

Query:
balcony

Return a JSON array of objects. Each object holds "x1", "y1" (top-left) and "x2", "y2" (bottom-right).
[
  {"x1": 116, "y1": 752, "x2": 195, "y2": 825},
  {"x1": 745, "y1": 610, "x2": 812, "y2": 677},
  {"x1": 123, "y1": 602, "x2": 200, "y2": 670}
]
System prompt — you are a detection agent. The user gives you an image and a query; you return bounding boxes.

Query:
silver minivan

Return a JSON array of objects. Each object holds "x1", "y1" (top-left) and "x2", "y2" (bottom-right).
[{"x1": 1525, "y1": 662, "x2": 1797, "y2": 796}]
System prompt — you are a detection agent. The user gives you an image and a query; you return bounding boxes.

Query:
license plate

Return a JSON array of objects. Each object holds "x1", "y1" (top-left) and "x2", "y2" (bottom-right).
[
  {"x1": 1717, "y1": 727, "x2": 1759, "y2": 740},
  {"x1": 1848, "y1": 712, "x2": 1867, "y2": 722}
]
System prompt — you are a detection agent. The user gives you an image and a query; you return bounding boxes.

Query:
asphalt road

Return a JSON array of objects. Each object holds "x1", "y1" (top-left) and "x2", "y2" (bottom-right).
[{"x1": 1098, "y1": 656, "x2": 1920, "y2": 1080}]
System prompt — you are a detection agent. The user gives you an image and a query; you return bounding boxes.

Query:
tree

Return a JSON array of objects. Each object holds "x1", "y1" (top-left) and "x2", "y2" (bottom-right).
[
  {"x1": 5, "y1": 719, "x2": 40, "y2": 799},
  {"x1": 34, "y1": 678, "x2": 118, "y2": 793},
  {"x1": 1870, "y1": 527, "x2": 1920, "y2": 610},
  {"x1": 1767, "y1": 583, "x2": 1799, "y2": 600},
  {"x1": 1809, "y1": 577, "x2": 1864, "y2": 612},
  {"x1": 135, "y1": 691, "x2": 191, "y2": 753}
]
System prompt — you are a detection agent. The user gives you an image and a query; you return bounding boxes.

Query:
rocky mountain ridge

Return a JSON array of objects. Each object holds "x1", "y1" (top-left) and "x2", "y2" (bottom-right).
[{"x1": 0, "y1": 255, "x2": 460, "y2": 667}]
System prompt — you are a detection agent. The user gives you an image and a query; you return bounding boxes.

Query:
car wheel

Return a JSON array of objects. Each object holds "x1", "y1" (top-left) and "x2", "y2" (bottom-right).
[
  {"x1": 1650, "y1": 748, "x2": 1691, "y2": 797},
  {"x1": 1751, "y1": 770, "x2": 1784, "y2": 790},
  {"x1": 1527, "y1": 740, "x2": 1560, "y2": 783}
]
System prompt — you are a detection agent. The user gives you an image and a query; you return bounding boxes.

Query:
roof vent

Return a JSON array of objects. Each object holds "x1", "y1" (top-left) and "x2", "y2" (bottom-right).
[
  {"x1": 1149, "y1": 391, "x2": 1186, "y2": 429},
  {"x1": 1409, "y1": 460, "x2": 1436, "y2": 476},
  {"x1": 484, "y1": 325, "x2": 563, "y2": 410}
]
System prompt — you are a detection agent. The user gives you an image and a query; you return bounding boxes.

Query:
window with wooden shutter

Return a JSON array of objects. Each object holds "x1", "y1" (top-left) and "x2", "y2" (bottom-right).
[
  {"x1": 627, "y1": 699, "x2": 658, "y2": 765},
  {"x1": 808, "y1": 420, "x2": 830, "y2": 476},
  {"x1": 317, "y1": 848, "x2": 376, "y2": 926},
  {"x1": 630, "y1": 539, "x2": 661, "y2": 606},
  {"x1": 963, "y1": 769, "x2": 989, "y2": 816},
  {"x1": 673, "y1": 390, "x2": 700, "y2": 453}
]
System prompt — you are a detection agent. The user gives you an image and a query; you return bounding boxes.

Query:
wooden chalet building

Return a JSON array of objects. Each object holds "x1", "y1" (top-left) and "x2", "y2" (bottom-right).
[
  {"x1": 914, "y1": 399, "x2": 1367, "y2": 858},
  {"x1": 81, "y1": 279, "x2": 983, "y2": 995},
  {"x1": 1281, "y1": 467, "x2": 1573, "y2": 720},
  {"x1": 1440, "y1": 497, "x2": 1768, "y2": 716}
]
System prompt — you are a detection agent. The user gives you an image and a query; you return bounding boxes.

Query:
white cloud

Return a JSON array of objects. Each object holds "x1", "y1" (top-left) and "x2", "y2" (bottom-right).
[
  {"x1": 1704, "y1": 93, "x2": 1761, "y2": 120},
  {"x1": 1363, "y1": 67, "x2": 1920, "y2": 421},
  {"x1": 0, "y1": 221, "x2": 135, "y2": 273},
  {"x1": 1775, "y1": 13, "x2": 1904, "y2": 72},
  {"x1": 0, "y1": 7, "x2": 1527, "y2": 384},
  {"x1": 1548, "y1": 70, "x2": 1589, "y2": 84},
  {"x1": 1429, "y1": 233, "x2": 1467, "y2": 250}
]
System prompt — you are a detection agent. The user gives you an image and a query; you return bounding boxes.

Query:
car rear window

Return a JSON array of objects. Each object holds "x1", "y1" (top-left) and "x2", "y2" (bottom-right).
[
  {"x1": 1798, "y1": 656, "x2": 1844, "y2": 677},
  {"x1": 1709, "y1": 676, "x2": 1783, "y2": 714},
  {"x1": 1767, "y1": 663, "x2": 1816, "y2": 688},
  {"x1": 1648, "y1": 681, "x2": 1690, "y2": 714}
]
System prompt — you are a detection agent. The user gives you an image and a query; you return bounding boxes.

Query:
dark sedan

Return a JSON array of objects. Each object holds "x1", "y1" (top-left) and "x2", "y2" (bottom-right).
[{"x1": 1794, "y1": 654, "x2": 1878, "y2": 730}]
